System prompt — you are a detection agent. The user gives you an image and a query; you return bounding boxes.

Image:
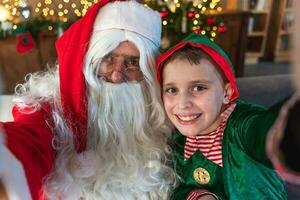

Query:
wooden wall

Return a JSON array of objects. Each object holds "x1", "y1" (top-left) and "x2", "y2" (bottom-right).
[{"x1": 0, "y1": 33, "x2": 57, "y2": 94}]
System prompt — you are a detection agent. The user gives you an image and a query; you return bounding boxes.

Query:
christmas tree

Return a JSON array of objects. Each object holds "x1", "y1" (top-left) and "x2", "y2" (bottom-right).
[{"x1": 145, "y1": 0, "x2": 226, "y2": 49}]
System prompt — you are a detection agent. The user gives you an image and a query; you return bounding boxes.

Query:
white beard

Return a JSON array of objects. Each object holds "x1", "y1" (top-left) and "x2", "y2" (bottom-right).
[{"x1": 64, "y1": 81, "x2": 173, "y2": 200}]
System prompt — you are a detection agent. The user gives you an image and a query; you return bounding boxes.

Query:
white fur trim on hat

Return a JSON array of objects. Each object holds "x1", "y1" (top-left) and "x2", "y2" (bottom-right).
[{"x1": 93, "y1": 1, "x2": 162, "y2": 47}]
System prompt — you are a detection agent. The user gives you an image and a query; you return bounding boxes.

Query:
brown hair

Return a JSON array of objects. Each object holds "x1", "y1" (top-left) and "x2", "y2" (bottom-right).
[{"x1": 161, "y1": 46, "x2": 228, "y2": 84}]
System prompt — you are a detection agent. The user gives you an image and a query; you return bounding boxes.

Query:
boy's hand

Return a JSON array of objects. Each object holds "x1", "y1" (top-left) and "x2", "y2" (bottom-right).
[{"x1": 266, "y1": 93, "x2": 300, "y2": 184}]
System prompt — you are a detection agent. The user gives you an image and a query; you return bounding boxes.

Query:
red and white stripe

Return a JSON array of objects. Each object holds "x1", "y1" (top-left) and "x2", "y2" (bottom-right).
[{"x1": 184, "y1": 103, "x2": 236, "y2": 167}]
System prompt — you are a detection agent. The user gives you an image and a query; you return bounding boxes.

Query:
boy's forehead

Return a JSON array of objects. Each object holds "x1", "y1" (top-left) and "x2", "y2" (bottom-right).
[{"x1": 163, "y1": 58, "x2": 222, "y2": 81}]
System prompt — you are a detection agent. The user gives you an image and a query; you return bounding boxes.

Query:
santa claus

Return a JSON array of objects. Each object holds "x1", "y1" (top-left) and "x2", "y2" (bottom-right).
[{"x1": 0, "y1": 0, "x2": 176, "y2": 199}]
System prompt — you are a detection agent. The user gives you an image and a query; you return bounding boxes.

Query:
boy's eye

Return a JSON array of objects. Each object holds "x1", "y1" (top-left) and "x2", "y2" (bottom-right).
[
  {"x1": 165, "y1": 87, "x2": 177, "y2": 94},
  {"x1": 192, "y1": 85, "x2": 206, "y2": 92}
]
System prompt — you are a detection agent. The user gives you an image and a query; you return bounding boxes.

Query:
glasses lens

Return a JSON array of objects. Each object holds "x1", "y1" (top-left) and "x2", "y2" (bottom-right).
[
  {"x1": 96, "y1": 55, "x2": 143, "y2": 82},
  {"x1": 124, "y1": 67, "x2": 144, "y2": 82}
]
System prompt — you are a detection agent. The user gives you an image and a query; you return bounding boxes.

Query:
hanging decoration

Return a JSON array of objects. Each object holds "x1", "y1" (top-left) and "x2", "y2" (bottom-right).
[
  {"x1": 19, "y1": 0, "x2": 31, "y2": 20},
  {"x1": 16, "y1": 31, "x2": 35, "y2": 54}
]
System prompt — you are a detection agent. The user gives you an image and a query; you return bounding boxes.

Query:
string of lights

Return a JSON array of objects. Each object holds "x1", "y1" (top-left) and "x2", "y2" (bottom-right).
[{"x1": 0, "y1": 0, "x2": 226, "y2": 49}]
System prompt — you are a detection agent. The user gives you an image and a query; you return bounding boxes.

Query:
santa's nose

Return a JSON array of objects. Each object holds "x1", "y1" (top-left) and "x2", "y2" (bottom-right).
[{"x1": 109, "y1": 62, "x2": 126, "y2": 83}]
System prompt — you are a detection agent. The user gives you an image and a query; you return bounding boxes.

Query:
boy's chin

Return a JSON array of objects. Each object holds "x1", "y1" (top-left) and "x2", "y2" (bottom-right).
[
  {"x1": 180, "y1": 130, "x2": 201, "y2": 137},
  {"x1": 179, "y1": 128, "x2": 210, "y2": 137}
]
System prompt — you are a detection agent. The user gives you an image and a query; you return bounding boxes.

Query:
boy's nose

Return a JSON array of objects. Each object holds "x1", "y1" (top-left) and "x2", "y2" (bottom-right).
[{"x1": 178, "y1": 93, "x2": 193, "y2": 109}]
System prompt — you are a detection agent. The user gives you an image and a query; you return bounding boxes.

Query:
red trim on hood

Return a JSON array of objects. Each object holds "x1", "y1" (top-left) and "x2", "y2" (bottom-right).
[
  {"x1": 56, "y1": 0, "x2": 126, "y2": 152},
  {"x1": 156, "y1": 41, "x2": 240, "y2": 102}
]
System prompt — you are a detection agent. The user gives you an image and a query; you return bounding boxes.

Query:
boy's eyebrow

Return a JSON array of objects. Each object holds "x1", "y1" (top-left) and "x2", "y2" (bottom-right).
[
  {"x1": 189, "y1": 80, "x2": 213, "y2": 84},
  {"x1": 163, "y1": 79, "x2": 213, "y2": 87}
]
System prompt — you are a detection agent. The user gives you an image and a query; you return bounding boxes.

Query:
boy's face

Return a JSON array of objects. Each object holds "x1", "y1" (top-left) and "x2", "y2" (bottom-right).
[{"x1": 162, "y1": 58, "x2": 232, "y2": 136}]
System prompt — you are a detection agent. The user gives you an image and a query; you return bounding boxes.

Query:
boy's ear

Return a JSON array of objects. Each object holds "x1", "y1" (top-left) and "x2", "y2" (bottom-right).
[{"x1": 223, "y1": 83, "x2": 234, "y2": 104}]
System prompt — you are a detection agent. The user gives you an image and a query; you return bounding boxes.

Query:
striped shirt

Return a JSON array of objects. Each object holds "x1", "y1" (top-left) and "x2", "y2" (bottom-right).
[{"x1": 184, "y1": 103, "x2": 236, "y2": 166}]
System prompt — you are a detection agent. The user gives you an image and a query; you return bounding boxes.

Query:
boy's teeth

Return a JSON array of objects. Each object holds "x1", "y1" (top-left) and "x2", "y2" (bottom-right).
[{"x1": 177, "y1": 114, "x2": 199, "y2": 121}]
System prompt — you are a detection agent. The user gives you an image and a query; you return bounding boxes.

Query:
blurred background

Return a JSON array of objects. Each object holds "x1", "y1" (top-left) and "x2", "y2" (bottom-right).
[{"x1": 0, "y1": 0, "x2": 293, "y2": 94}]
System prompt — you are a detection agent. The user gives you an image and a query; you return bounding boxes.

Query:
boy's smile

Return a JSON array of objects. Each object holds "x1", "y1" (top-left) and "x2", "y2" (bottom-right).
[
  {"x1": 176, "y1": 113, "x2": 201, "y2": 124},
  {"x1": 162, "y1": 58, "x2": 232, "y2": 136}
]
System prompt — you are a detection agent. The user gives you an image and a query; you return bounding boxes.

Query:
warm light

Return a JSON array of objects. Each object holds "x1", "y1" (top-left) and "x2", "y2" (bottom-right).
[
  {"x1": 12, "y1": 8, "x2": 17, "y2": 15},
  {"x1": 210, "y1": 3, "x2": 216, "y2": 9},
  {"x1": 163, "y1": 20, "x2": 168, "y2": 25},
  {"x1": 82, "y1": 8, "x2": 87, "y2": 16},
  {"x1": 201, "y1": 30, "x2": 206, "y2": 35},
  {"x1": 211, "y1": 32, "x2": 216, "y2": 37},
  {"x1": 45, "y1": 0, "x2": 52, "y2": 4},
  {"x1": 0, "y1": 5, "x2": 11, "y2": 21},
  {"x1": 193, "y1": 20, "x2": 198, "y2": 25},
  {"x1": 48, "y1": 26, "x2": 53, "y2": 30},
  {"x1": 195, "y1": 14, "x2": 200, "y2": 18}
]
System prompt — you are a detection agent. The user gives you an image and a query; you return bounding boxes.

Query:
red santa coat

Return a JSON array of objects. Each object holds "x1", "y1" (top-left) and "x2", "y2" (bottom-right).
[{"x1": 0, "y1": 0, "x2": 123, "y2": 199}]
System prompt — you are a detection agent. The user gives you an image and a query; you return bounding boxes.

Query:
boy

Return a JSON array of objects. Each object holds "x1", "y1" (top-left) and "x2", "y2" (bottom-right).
[
  {"x1": 156, "y1": 32, "x2": 287, "y2": 200},
  {"x1": 0, "y1": 1, "x2": 176, "y2": 199}
]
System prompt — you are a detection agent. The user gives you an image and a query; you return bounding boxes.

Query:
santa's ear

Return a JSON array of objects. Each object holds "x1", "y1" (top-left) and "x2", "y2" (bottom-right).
[{"x1": 223, "y1": 83, "x2": 234, "y2": 104}]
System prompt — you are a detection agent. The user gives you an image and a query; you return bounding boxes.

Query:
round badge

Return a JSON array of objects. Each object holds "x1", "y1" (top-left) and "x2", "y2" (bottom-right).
[{"x1": 193, "y1": 167, "x2": 210, "y2": 185}]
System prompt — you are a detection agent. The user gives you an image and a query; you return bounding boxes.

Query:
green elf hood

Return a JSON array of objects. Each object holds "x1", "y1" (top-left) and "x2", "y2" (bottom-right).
[{"x1": 156, "y1": 32, "x2": 240, "y2": 102}]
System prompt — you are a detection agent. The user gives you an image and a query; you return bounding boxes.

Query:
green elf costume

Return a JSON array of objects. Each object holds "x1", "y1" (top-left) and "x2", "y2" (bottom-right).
[{"x1": 156, "y1": 33, "x2": 287, "y2": 200}]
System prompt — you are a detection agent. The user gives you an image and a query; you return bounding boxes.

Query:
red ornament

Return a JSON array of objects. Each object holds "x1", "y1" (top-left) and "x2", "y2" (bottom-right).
[
  {"x1": 160, "y1": 10, "x2": 169, "y2": 18},
  {"x1": 194, "y1": 28, "x2": 202, "y2": 34},
  {"x1": 187, "y1": 10, "x2": 196, "y2": 19},
  {"x1": 16, "y1": 32, "x2": 35, "y2": 54},
  {"x1": 207, "y1": 16, "x2": 215, "y2": 26},
  {"x1": 218, "y1": 25, "x2": 227, "y2": 33}
]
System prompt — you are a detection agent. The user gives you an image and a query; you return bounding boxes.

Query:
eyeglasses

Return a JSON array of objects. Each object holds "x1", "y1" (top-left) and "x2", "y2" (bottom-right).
[{"x1": 96, "y1": 53, "x2": 144, "y2": 83}]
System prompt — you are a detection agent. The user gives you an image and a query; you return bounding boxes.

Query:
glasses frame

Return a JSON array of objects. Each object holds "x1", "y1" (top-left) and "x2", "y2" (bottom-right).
[{"x1": 92, "y1": 54, "x2": 144, "y2": 83}]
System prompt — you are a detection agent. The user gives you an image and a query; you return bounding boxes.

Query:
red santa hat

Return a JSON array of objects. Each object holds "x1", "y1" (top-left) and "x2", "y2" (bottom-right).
[{"x1": 56, "y1": 0, "x2": 162, "y2": 152}]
